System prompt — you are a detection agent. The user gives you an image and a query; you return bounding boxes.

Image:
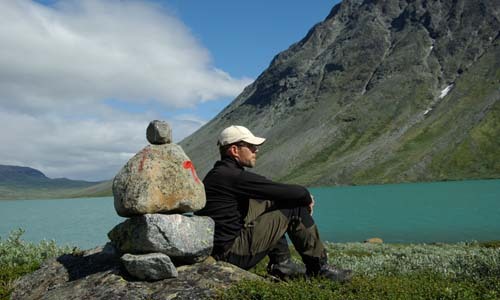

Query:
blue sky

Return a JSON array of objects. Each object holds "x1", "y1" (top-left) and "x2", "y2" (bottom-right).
[
  {"x1": 100, "y1": 0, "x2": 338, "y2": 121},
  {"x1": 0, "y1": 0, "x2": 339, "y2": 180},
  {"x1": 165, "y1": 1, "x2": 335, "y2": 77}
]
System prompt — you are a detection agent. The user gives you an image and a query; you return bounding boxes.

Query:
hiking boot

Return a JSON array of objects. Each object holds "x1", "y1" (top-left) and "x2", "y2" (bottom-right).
[
  {"x1": 267, "y1": 258, "x2": 306, "y2": 280},
  {"x1": 308, "y1": 264, "x2": 353, "y2": 282}
]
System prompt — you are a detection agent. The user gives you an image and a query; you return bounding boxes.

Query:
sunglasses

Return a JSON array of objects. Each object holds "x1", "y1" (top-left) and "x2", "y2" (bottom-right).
[{"x1": 235, "y1": 142, "x2": 258, "y2": 152}]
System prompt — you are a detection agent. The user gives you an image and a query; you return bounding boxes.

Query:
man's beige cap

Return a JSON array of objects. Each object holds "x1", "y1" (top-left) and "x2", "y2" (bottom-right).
[{"x1": 217, "y1": 125, "x2": 266, "y2": 146}]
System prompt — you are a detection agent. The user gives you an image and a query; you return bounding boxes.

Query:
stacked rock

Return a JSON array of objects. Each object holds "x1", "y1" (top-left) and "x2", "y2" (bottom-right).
[{"x1": 108, "y1": 120, "x2": 214, "y2": 281}]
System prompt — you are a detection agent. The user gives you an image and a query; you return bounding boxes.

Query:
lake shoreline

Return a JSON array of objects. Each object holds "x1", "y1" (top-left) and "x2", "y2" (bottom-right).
[
  {"x1": 2, "y1": 177, "x2": 500, "y2": 201},
  {"x1": 1, "y1": 179, "x2": 499, "y2": 248}
]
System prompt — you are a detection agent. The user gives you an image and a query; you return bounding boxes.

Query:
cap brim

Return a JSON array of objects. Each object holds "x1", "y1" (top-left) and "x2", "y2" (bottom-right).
[{"x1": 242, "y1": 136, "x2": 266, "y2": 146}]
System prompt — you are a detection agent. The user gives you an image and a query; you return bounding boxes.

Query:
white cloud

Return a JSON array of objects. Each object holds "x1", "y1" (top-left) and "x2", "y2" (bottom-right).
[
  {"x1": 0, "y1": 0, "x2": 252, "y2": 110},
  {"x1": 0, "y1": 0, "x2": 252, "y2": 181},
  {"x1": 170, "y1": 114, "x2": 208, "y2": 141},
  {"x1": 0, "y1": 107, "x2": 208, "y2": 181},
  {"x1": 0, "y1": 108, "x2": 144, "y2": 180}
]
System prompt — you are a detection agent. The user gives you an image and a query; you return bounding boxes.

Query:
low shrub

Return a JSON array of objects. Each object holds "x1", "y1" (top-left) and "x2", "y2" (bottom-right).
[
  {"x1": 326, "y1": 242, "x2": 500, "y2": 279},
  {"x1": 0, "y1": 229, "x2": 72, "y2": 300}
]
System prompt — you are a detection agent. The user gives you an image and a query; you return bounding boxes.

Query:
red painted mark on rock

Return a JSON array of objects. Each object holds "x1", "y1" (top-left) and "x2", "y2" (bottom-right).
[
  {"x1": 138, "y1": 148, "x2": 150, "y2": 172},
  {"x1": 183, "y1": 160, "x2": 201, "y2": 184}
]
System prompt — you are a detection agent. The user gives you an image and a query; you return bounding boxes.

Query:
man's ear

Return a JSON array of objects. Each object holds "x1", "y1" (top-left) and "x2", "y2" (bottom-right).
[{"x1": 228, "y1": 145, "x2": 240, "y2": 159}]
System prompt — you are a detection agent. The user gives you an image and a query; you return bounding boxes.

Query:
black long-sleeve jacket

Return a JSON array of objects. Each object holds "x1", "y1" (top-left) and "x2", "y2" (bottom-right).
[{"x1": 195, "y1": 156, "x2": 312, "y2": 254}]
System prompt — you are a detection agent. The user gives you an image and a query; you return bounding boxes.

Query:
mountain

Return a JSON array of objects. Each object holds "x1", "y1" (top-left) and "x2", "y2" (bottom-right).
[
  {"x1": 0, "y1": 165, "x2": 112, "y2": 200},
  {"x1": 181, "y1": 0, "x2": 500, "y2": 186}
]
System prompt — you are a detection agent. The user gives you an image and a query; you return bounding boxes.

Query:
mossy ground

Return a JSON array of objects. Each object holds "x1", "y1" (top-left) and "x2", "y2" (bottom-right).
[
  {"x1": 218, "y1": 242, "x2": 500, "y2": 300},
  {"x1": 218, "y1": 273, "x2": 500, "y2": 300}
]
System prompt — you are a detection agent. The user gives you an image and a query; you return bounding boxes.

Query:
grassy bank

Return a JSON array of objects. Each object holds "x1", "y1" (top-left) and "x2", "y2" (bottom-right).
[
  {"x1": 0, "y1": 229, "x2": 73, "y2": 300},
  {"x1": 1, "y1": 229, "x2": 499, "y2": 299},
  {"x1": 219, "y1": 242, "x2": 500, "y2": 299}
]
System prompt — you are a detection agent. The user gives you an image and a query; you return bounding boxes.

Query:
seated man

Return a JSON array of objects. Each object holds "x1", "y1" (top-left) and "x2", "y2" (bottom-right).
[{"x1": 195, "y1": 125, "x2": 351, "y2": 281}]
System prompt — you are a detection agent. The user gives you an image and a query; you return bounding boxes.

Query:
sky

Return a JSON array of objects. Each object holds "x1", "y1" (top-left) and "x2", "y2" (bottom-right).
[{"x1": 0, "y1": 0, "x2": 339, "y2": 181}]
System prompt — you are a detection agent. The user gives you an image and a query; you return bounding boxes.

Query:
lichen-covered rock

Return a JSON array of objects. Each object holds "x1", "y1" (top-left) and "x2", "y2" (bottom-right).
[
  {"x1": 108, "y1": 214, "x2": 214, "y2": 264},
  {"x1": 146, "y1": 120, "x2": 173, "y2": 145},
  {"x1": 11, "y1": 247, "x2": 261, "y2": 300},
  {"x1": 113, "y1": 144, "x2": 205, "y2": 217},
  {"x1": 121, "y1": 253, "x2": 178, "y2": 281}
]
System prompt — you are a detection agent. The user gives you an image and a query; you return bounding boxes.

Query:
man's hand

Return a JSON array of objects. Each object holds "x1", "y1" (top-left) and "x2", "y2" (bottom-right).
[{"x1": 307, "y1": 194, "x2": 315, "y2": 216}]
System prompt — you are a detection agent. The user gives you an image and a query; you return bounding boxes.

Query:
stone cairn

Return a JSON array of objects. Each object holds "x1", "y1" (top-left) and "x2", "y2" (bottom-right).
[{"x1": 107, "y1": 120, "x2": 214, "y2": 281}]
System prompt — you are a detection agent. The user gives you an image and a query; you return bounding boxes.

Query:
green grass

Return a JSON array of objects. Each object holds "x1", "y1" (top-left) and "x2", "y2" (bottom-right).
[
  {"x1": 0, "y1": 179, "x2": 112, "y2": 200},
  {"x1": 218, "y1": 273, "x2": 500, "y2": 300},
  {"x1": 217, "y1": 242, "x2": 500, "y2": 300},
  {"x1": 0, "y1": 229, "x2": 73, "y2": 300}
]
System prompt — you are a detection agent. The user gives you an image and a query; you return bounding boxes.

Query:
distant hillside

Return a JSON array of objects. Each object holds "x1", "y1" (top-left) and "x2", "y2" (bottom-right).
[
  {"x1": 68, "y1": 180, "x2": 113, "y2": 199},
  {"x1": 181, "y1": 0, "x2": 500, "y2": 186},
  {"x1": 0, "y1": 165, "x2": 112, "y2": 200}
]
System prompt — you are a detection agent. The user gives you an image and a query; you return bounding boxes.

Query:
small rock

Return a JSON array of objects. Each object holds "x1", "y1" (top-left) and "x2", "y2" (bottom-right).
[
  {"x1": 364, "y1": 237, "x2": 383, "y2": 244},
  {"x1": 113, "y1": 144, "x2": 206, "y2": 217},
  {"x1": 146, "y1": 120, "x2": 172, "y2": 145},
  {"x1": 108, "y1": 214, "x2": 214, "y2": 264},
  {"x1": 121, "y1": 253, "x2": 178, "y2": 281}
]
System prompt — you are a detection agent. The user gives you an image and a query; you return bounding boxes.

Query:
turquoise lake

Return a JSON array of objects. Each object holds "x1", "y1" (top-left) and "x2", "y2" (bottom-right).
[{"x1": 0, "y1": 179, "x2": 499, "y2": 249}]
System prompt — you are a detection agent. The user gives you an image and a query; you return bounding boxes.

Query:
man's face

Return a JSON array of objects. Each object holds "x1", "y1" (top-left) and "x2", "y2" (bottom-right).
[{"x1": 234, "y1": 142, "x2": 259, "y2": 168}]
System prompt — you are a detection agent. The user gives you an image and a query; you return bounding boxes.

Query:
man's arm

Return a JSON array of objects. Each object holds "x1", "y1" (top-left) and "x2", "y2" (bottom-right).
[{"x1": 236, "y1": 170, "x2": 312, "y2": 207}]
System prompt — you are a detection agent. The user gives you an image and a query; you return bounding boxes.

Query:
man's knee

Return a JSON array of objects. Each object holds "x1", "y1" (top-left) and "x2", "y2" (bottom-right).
[{"x1": 279, "y1": 206, "x2": 315, "y2": 228}]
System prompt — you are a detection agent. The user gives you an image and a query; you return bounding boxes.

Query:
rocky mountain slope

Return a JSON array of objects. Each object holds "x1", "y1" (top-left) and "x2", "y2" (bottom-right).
[
  {"x1": 181, "y1": 0, "x2": 500, "y2": 186},
  {"x1": 0, "y1": 165, "x2": 110, "y2": 200}
]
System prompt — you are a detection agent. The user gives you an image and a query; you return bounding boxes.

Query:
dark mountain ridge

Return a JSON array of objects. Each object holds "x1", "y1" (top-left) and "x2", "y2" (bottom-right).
[
  {"x1": 0, "y1": 165, "x2": 47, "y2": 182},
  {"x1": 0, "y1": 164, "x2": 111, "y2": 200},
  {"x1": 0, "y1": 164, "x2": 98, "y2": 187},
  {"x1": 181, "y1": 0, "x2": 500, "y2": 186}
]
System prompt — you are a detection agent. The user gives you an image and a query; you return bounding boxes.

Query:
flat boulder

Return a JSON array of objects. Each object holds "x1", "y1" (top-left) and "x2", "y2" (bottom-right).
[
  {"x1": 113, "y1": 144, "x2": 205, "y2": 217},
  {"x1": 108, "y1": 214, "x2": 214, "y2": 264}
]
